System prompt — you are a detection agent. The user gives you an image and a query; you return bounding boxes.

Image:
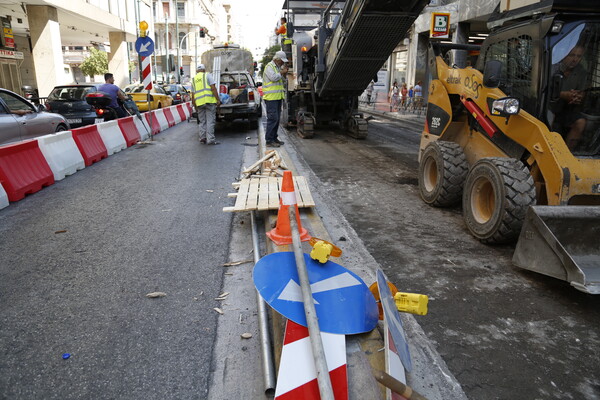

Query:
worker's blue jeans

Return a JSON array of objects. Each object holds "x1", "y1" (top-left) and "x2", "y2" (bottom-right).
[{"x1": 265, "y1": 99, "x2": 282, "y2": 143}]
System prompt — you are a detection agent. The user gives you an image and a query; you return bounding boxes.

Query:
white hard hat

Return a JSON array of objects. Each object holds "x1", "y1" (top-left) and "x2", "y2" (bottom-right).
[
  {"x1": 274, "y1": 51, "x2": 288, "y2": 63},
  {"x1": 197, "y1": 64, "x2": 206, "y2": 70}
]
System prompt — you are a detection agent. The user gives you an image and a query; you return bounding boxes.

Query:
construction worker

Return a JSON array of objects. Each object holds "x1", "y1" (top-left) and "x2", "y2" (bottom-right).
[
  {"x1": 262, "y1": 50, "x2": 288, "y2": 148},
  {"x1": 192, "y1": 64, "x2": 221, "y2": 145},
  {"x1": 275, "y1": 17, "x2": 292, "y2": 53}
]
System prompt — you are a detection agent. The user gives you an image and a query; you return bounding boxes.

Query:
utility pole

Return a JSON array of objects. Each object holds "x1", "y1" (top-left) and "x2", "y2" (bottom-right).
[
  {"x1": 175, "y1": 0, "x2": 180, "y2": 83},
  {"x1": 165, "y1": 13, "x2": 169, "y2": 82}
]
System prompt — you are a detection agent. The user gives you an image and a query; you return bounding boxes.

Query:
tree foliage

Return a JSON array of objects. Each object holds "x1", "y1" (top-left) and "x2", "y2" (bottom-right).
[
  {"x1": 259, "y1": 45, "x2": 281, "y2": 77},
  {"x1": 80, "y1": 48, "x2": 108, "y2": 78}
]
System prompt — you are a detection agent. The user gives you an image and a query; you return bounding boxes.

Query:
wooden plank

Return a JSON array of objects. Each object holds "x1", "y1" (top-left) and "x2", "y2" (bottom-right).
[
  {"x1": 222, "y1": 206, "x2": 236, "y2": 212},
  {"x1": 268, "y1": 177, "x2": 280, "y2": 210},
  {"x1": 246, "y1": 178, "x2": 260, "y2": 210},
  {"x1": 295, "y1": 176, "x2": 315, "y2": 207},
  {"x1": 292, "y1": 177, "x2": 304, "y2": 208},
  {"x1": 227, "y1": 193, "x2": 238, "y2": 198},
  {"x1": 257, "y1": 177, "x2": 270, "y2": 211},
  {"x1": 233, "y1": 179, "x2": 251, "y2": 211}
]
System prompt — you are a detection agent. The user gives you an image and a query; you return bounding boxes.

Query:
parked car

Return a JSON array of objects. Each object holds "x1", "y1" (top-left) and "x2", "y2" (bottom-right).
[
  {"x1": 0, "y1": 88, "x2": 69, "y2": 146},
  {"x1": 162, "y1": 84, "x2": 191, "y2": 104},
  {"x1": 126, "y1": 85, "x2": 173, "y2": 112},
  {"x1": 45, "y1": 84, "x2": 102, "y2": 128}
]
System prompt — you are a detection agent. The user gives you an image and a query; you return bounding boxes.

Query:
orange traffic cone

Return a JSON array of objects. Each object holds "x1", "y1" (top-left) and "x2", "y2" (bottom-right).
[{"x1": 267, "y1": 171, "x2": 311, "y2": 246}]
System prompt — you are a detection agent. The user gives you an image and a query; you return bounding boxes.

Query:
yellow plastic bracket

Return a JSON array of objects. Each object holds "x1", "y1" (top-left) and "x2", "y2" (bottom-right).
[
  {"x1": 394, "y1": 292, "x2": 428, "y2": 316},
  {"x1": 309, "y1": 237, "x2": 342, "y2": 264}
]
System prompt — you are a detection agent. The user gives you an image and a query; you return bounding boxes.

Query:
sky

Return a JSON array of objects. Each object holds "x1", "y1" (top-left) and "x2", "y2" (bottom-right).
[{"x1": 227, "y1": 0, "x2": 285, "y2": 58}]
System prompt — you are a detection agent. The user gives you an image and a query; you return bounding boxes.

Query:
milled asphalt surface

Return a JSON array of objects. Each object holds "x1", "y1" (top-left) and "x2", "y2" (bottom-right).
[{"x1": 0, "y1": 120, "x2": 249, "y2": 399}]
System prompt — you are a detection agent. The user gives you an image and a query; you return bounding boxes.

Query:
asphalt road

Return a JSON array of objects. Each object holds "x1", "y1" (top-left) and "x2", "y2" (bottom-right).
[
  {"x1": 0, "y1": 120, "x2": 253, "y2": 399},
  {"x1": 285, "y1": 115, "x2": 600, "y2": 400}
]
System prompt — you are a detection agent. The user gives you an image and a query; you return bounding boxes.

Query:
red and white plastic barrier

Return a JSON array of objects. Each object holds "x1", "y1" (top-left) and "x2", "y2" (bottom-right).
[
  {"x1": 175, "y1": 104, "x2": 187, "y2": 122},
  {"x1": 169, "y1": 106, "x2": 183, "y2": 125},
  {"x1": 117, "y1": 116, "x2": 142, "y2": 147},
  {"x1": 183, "y1": 103, "x2": 192, "y2": 119},
  {"x1": 0, "y1": 183, "x2": 9, "y2": 210},
  {"x1": 96, "y1": 120, "x2": 127, "y2": 156},
  {"x1": 275, "y1": 320, "x2": 348, "y2": 400},
  {"x1": 152, "y1": 109, "x2": 170, "y2": 132},
  {"x1": 144, "y1": 111, "x2": 161, "y2": 135},
  {"x1": 37, "y1": 131, "x2": 85, "y2": 181},
  {"x1": 133, "y1": 116, "x2": 151, "y2": 140},
  {"x1": 71, "y1": 125, "x2": 109, "y2": 166},
  {"x1": 0, "y1": 140, "x2": 54, "y2": 202},
  {"x1": 163, "y1": 106, "x2": 176, "y2": 127}
]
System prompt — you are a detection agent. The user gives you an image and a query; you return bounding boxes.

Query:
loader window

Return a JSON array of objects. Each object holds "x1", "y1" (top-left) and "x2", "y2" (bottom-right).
[
  {"x1": 548, "y1": 23, "x2": 600, "y2": 156},
  {"x1": 482, "y1": 35, "x2": 535, "y2": 114}
]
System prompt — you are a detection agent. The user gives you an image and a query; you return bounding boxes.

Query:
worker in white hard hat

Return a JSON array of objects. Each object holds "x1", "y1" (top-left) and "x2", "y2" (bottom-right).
[
  {"x1": 192, "y1": 64, "x2": 221, "y2": 145},
  {"x1": 262, "y1": 50, "x2": 288, "y2": 147}
]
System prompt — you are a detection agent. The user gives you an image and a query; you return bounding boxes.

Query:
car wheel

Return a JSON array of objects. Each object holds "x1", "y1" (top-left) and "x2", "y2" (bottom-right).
[
  {"x1": 55, "y1": 124, "x2": 68, "y2": 132},
  {"x1": 157, "y1": 103, "x2": 162, "y2": 109},
  {"x1": 462, "y1": 157, "x2": 536, "y2": 244},
  {"x1": 418, "y1": 141, "x2": 468, "y2": 207}
]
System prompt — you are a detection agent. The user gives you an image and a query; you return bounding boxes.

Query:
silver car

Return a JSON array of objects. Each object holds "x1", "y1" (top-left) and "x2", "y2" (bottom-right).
[{"x1": 0, "y1": 88, "x2": 70, "y2": 146}]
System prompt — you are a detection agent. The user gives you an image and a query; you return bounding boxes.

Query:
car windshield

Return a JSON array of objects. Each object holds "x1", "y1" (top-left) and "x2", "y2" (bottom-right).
[
  {"x1": 132, "y1": 85, "x2": 148, "y2": 93},
  {"x1": 48, "y1": 86, "x2": 96, "y2": 101},
  {"x1": 547, "y1": 22, "x2": 600, "y2": 156},
  {"x1": 163, "y1": 85, "x2": 177, "y2": 92}
]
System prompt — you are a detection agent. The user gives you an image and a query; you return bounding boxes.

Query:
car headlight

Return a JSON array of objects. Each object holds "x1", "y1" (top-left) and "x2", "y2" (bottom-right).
[{"x1": 491, "y1": 97, "x2": 520, "y2": 116}]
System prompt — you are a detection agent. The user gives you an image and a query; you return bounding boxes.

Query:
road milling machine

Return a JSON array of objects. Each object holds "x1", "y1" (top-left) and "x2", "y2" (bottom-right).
[
  {"x1": 417, "y1": 0, "x2": 600, "y2": 293},
  {"x1": 282, "y1": 0, "x2": 428, "y2": 138}
]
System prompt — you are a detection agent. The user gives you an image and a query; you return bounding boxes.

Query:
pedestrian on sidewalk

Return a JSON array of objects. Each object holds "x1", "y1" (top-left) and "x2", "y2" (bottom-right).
[
  {"x1": 263, "y1": 50, "x2": 288, "y2": 148},
  {"x1": 192, "y1": 64, "x2": 221, "y2": 145},
  {"x1": 414, "y1": 80, "x2": 424, "y2": 109},
  {"x1": 407, "y1": 85, "x2": 414, "y2": 109},
  {"x1": 389, "y1": 82, "x2": 400, "y2": 112},
  {"x1": 366, "y1": 80, "x2": 375, "y2": 105},
  {"x1": 400, "y1": 82, "x2": 408, "y2": 109}
]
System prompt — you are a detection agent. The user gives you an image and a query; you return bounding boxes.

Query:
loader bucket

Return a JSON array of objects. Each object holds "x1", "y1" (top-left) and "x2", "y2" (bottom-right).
[{"x1": 513, "y1": 206, "x2": 600, "y2": 294}]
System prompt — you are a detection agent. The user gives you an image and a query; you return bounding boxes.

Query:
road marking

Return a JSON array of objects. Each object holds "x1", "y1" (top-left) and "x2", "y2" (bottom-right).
[{"x1": 277, "y1": 272, "x2": 362, "y2": 304}]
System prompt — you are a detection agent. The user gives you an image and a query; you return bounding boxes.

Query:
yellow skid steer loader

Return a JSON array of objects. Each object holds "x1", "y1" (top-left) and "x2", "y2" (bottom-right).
[{"x1": 417, "y1": 1, "x2": 600, "y2": 293}]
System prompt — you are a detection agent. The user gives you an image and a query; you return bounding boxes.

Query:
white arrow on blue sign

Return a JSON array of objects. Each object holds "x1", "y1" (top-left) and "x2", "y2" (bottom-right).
[
  {"x1": 135, "y1": 36, "x2": 155, "y2": 57},
  {"x1": 253, "y1": 252, "x2": 378, "y2": 335}
]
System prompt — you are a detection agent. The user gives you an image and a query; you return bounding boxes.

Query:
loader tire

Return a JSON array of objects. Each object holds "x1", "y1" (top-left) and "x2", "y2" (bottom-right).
[
  {"x1": 418, "y1": 141, "x2": 468, "y2": 207},
  {"x1": 463, "y1": 157, "x2": 536, "y2": 244}
]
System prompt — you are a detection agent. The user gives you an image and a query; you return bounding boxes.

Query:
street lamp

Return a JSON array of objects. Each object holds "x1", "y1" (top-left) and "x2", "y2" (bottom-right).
[{"x1": 178, "y1": 26, "x2": 200, "y2": 82}]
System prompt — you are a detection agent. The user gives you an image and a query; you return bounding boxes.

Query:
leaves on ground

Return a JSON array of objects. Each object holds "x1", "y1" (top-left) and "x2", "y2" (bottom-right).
[{"x1": 146, "y1": 292, "x2": 167, "y2": 298}]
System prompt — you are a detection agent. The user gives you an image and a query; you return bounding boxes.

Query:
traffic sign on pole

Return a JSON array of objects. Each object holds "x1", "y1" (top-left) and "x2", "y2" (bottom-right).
[
  {"x1": 135, "y1": 36, "x2": 155, "y2": 57},
  {"x1": 253, "y1": 252, "x2": 378, "y2": 335}
]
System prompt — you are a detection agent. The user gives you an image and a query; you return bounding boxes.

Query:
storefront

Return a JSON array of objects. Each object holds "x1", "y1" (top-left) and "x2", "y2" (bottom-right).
[{"x1": 0, "y1": 49, "x2": 23, "y2": 93}]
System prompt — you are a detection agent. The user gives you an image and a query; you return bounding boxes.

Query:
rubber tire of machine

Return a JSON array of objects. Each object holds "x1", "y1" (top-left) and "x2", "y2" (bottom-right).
[
  {"x1": 418, "y1": 141, "x2": 468, "y2": 207},
  {"x1": 462, "y1": 157, "x2": 536, "y2": 244}
]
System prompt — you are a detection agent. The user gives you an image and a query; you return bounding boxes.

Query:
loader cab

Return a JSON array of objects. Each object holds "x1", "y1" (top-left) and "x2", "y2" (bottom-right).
[{"x1": 478, "y1": 18, "x2": 600, "y2": 157}]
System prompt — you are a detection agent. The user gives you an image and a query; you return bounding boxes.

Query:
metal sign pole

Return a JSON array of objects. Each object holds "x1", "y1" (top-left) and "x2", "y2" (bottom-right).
[{"x1": 288, "y1": 205, "x2": 335, "y2": 400}]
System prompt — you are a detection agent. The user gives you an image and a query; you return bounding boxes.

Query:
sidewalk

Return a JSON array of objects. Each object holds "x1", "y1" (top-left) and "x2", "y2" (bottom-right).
[{"x1": 359, "y1": 100, "x2": 426, "y2": 132}]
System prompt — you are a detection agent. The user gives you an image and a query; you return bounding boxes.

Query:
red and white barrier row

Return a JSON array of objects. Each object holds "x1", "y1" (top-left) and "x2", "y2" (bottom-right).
[{"x1": 0, "y1": 102, "x2": 193, "y2": 210}]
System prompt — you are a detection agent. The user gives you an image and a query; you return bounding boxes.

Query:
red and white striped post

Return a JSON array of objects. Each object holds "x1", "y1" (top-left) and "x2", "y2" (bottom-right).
[{"x1": 141, "y1": 56, "x2": 154, "y2": 138}]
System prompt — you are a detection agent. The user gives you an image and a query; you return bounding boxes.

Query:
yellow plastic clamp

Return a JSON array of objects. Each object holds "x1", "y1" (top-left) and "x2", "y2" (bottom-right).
[
  {"x1": 309, "y1": 237, "x2": 342, "y2": 264},
  {"x1": 394, "y1": 292, "x2": 428, "y2": 316}
]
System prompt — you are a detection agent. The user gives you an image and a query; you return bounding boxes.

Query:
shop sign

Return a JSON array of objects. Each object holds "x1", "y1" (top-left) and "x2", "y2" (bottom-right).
[
  {"x1": 430, "y1": 12, "x2": 451, "y2": 39},
  {"x1": 0, "y1": 49, "x2": 24, "y2": 59}
]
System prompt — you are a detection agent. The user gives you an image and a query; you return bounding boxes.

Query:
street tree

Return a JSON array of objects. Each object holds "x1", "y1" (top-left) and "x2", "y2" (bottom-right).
[{"x1": 80, "y1": 48, "x2": 108, "y2": 79}]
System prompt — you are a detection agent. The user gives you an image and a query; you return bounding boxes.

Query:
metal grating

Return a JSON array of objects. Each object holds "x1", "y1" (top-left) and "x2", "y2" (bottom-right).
[{"x1": 321, "y1": 14, "x2": 417, "y2": 94}]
